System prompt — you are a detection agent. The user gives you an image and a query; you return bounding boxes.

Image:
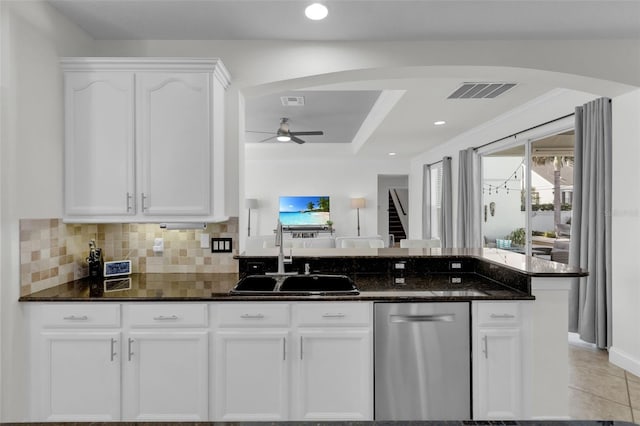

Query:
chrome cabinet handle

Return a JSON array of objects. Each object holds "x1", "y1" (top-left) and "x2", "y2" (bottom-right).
[
  {"x1": 300, "y1": 336, "x2": 304, "y2": 360},
  {"x1": 483, "y1": 335, "x2": 489, "y2": 359},
  {"x1": 110, "y1": 338, "x2": 117, "y2": 362},
  {"x1": 390, "y1": 314, "x2": 455, "y2": 323},
  {"x1": 322, "y1": 313, "x2": 345, "y2": 318},
  {"x1": 126, "y1": 192, "x2": 133, "y2": 211},
  {"x1": 141, "y1": 193, "x2": 148, "y2": 211},
  {"x1": 490, "y1": 313, "x2": 515, "y2": 319},
  {"x1": 153, "y1": 315, "x2": 178, "y2": 321},
  {"x1": 128, "y1": 338, "x2": 135, "y2": 361},
  {"x1": 63, "y1": 315, "x2": 88, "y2": 321},
  {"x1": 240, "y1": 313, "x2": 264, "y2": 319},
  {"x1": 282, "y1": 337, "x2": 286, "y2": 361}
]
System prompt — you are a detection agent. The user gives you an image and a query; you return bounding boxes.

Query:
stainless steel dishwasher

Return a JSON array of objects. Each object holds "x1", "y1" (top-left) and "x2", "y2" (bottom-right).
[{"x1": 374, "y1": 302, "x2": 471, "y2": 420}]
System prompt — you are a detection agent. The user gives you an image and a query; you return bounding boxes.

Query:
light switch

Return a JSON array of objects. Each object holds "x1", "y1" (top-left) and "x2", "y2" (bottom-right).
[{"x1": 200, "y1": 233, "x2": 210, "y2": 249}]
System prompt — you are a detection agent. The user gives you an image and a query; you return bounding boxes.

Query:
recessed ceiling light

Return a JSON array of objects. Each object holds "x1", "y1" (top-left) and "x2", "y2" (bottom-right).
[
  {"x1": 388, "y1": 152, "x2": 397, "y2": 156},
  {"x1": 434, "y1": 120, "x2": 446, "y2": 126},
  {"x1": 305, "y1": 3, "x2": 328, "y2": 20}
]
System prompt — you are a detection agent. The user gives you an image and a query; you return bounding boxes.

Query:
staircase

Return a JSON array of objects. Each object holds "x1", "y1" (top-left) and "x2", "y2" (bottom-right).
[{"x1": 388, "y1": 192, "x2": 406, "y2": 246}]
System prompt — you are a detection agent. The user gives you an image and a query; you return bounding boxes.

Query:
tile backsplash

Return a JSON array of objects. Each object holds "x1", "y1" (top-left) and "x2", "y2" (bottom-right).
[{"x1": 19, "y1": 218, "x2": 239, "y2": 296}]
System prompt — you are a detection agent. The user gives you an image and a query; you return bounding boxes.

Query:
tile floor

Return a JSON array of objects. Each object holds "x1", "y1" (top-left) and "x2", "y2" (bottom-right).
[{"x1": 569, "y1": 333, "x2": 640, "y2": 423}]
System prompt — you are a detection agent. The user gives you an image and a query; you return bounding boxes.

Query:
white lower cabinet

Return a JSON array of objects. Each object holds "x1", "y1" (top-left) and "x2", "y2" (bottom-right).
[
  {"x1": 27, "y1": 303, "x2": 209, "y2": 422},
  {"x1": 472, "y1": 301, "x2": 532, "y2": 420},
  {"x1": 39, "y1": 331, "x2": 121, "y2": 421},
  {"x1": 214, "y1": 330, "x2": 290, "y2": 420},
  {"x1": 211, "y1": 301, "x2": 373, "y2": 421},
  {"x1": 122, "y1": 330, "x2": 209, "y2": 420},
  {"x1": 294, "y1": 329, "x2": 372, "y2": 420}
]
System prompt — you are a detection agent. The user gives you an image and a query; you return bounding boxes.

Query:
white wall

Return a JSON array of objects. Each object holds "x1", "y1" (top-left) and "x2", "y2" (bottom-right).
[
  {"x1": 0, "y1": 1, "x2": 95, "y2": 420},
  {"x1": 609, "y1": 89, "x2": 640, "y2": 377},
  {"x1": 245, "y1": 144, "x2": 409, "y2": 240}
]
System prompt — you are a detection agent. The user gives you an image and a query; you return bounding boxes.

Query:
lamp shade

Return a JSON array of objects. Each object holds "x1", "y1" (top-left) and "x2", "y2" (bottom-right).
[
  {"x1": 245, "y1": 198, "x2": 258, "y2": 209},
  {"x1": 350, "y1": 197, "x2": 366, "y2": 209}
]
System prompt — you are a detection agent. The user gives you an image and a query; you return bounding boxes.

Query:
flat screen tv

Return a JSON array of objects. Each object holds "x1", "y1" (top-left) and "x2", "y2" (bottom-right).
[{"x1": 279, "y1": 196, "x2": 330, "y2": 227}]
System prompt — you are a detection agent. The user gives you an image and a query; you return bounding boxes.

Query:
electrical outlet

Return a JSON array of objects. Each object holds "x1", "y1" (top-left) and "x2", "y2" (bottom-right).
[
  {"x1": 211, "y1": 237, "x2": 232, "y2": 253},
  {"x1": 200, "y1": 233, "x2": 210, "y2": 249}
]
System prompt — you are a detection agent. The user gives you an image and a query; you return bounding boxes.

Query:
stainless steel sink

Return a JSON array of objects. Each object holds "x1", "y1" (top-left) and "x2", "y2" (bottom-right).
[{"x1": 230, "y1": 274, "x2": 359, "y2": 295}]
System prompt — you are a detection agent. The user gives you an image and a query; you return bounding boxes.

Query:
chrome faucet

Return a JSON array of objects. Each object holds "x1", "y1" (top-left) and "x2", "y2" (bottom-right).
[{"x1": 275, "y1": 220, "x2": 292, "y2": 274}]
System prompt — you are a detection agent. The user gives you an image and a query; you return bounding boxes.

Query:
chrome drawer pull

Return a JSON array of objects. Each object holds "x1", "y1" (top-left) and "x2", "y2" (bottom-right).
[
  {"x1": 490, "y1": 313, "x2": 515, "y2": 319},
  {"x1": 63, "y1": 315, "x2": 88, "y2": 321},
  {"x1": 141, "y1": 193, "x2": 148, "y2": 211},
  {"x1": 282, "y1": 337, "x2": 286, "y2": 361},
  {"x1": 240, "y1": 313, "x2": 264, "y2": 319},
  {"x1": 322, "y1": 313, "x2": 345, "y2": 318},
  {"x1": 153, "y1": 315, "x2": 179, "y2": 321}
]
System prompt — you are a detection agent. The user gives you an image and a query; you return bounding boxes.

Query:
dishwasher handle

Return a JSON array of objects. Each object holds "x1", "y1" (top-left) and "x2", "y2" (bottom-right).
[{"x1": 390, "y1": 314, "x2": 456, "y2": 323}]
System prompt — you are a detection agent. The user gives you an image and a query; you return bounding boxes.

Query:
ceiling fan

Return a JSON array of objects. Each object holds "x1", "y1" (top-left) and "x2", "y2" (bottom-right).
[{"x1": 247, "y1": 117, "x2": 324, "y2": 144}]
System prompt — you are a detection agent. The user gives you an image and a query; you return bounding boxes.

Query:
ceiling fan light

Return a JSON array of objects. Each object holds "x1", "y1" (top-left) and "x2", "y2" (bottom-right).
[
  {"x1": 277, "y1": 135, "x2": 291, "y2": 142},
  {"x1": 305, "y1": 3, "x2": 328, "y2": 20}
]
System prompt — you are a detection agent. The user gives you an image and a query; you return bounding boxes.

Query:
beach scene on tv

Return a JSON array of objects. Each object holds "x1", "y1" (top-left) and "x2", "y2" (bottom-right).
[{"x1": 279, "y1": 196, "x2": 331, "y2": 226}]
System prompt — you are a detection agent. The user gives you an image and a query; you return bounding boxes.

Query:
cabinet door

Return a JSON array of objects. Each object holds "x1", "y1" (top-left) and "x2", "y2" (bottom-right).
[
  {"x1": 64, "y1": 72, "x2": 135, "y2": 216},
  {"x1": 39, "y1": 331, "x2": 121, "y2": 421},
  {"x1": 136, "y1": 72, "x2": 211, "y2": 216},
  {"x1": 294, "y1": 329, "x2": 372, "y2": 420},
  {"x1": 213, "y1": 330, "x2": 290, "y2": 421},
  {"x1": 123, "y1": 331, "x2": 208, "y2": 421},
  {"x1": 475, "y1": 328, "x2": 522, "y2": 419}
]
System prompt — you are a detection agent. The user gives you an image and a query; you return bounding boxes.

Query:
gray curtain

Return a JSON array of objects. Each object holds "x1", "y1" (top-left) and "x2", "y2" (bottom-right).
[
  {"x1": 440, "y1": 157, "x2": 453, "y2": 248},
  {"x1": 422, "y1": 164, "x2": 432, "y2": 239},
  {"x1": 569, "y1": 97, "x2": 612, "y2": 349},
  {"x1": 456, "y1": 147, "x2": 482, "y2": 248}
]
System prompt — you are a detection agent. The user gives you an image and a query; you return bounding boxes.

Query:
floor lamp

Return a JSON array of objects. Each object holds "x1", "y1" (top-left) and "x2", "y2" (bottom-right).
[
  {"x1": 245, "y1": 198, "x2": 258, "y2": 236},
  {"x1": 350, "y1": 197, "x2": 366, "y2": 236}
]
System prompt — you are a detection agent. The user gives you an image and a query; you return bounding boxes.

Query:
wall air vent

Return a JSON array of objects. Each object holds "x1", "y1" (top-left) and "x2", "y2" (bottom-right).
[
  {"x1": 448, "y1": 83, "x2": 517, "y2": 99},
  {"x1": 280, "y1": 96, "x2": 305, "y2": 106}
]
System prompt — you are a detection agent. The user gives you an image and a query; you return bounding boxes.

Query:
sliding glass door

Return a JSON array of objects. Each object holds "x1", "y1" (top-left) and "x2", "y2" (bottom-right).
[{"x1": 481, "y1": 131, "x2": 574, "y2": 260}]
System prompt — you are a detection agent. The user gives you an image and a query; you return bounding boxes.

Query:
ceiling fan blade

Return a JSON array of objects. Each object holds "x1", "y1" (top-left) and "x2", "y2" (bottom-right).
[
  {"x1": 258, "y1": 135, "x2": 277, "y2": 143},
  {"x1": 290, "y1": 131, "x2": 324, "y2": 136},
  {"x1": 290, "y1": 135, "x2": 305, "y2": 144},
  {"x1": 246, "y1": 130, "x2": 275, "y2": 134}
]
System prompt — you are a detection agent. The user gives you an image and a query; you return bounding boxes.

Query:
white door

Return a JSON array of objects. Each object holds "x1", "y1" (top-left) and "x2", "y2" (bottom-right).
[
  {"x1": 39, "y1": 331, "x2": 121, "y2": 421},
  {"x1": 136, "y1": 72, "x2": 211, "y2": 216},
  {"x1": 213, "y1": 330, "x2": 290, "y2": 421},
  {"x1": 294, "y1": 329, "x2": 372, "y2": 420},
  {"x1": 123, "y1": 331, "x2": 208, "y2": 421},
  {"x1": 64, "y1": 72, "x2": 135, "y2": 216},
  {"x1": 475, "y1": 328, "x2": 522, "y2": 419}
]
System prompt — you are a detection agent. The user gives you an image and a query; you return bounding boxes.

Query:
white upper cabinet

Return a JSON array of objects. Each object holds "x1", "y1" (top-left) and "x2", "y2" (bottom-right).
[
  {"x1": 64, "y1": 72, "x2": 135, "y2": 216},
  {"x1": 61, "y1": 58, "x2": 230, "y2": 223}
]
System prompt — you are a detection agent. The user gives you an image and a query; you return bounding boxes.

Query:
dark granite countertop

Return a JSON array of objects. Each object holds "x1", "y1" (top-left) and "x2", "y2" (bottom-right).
[
  {"x1": 19, "y1": 272, "x2": 533, "y2": 302},
  {"x1": 237, "y1": 247, "x2": 588, "y2": 278}
]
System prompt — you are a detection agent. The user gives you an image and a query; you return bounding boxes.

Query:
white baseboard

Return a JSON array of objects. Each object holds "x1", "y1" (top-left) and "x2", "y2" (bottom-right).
[{"x1": 609, "y1": 346, "x2": 640, "y2": 377}]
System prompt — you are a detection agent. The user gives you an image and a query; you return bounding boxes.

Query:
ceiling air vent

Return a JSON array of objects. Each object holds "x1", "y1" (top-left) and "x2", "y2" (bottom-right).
[
  {"x1": 280, "y1": 96, "x2": 305, "y2": 106},
  {"x1": 448, "y1": 83, "x2": 517, "y2": 99}
]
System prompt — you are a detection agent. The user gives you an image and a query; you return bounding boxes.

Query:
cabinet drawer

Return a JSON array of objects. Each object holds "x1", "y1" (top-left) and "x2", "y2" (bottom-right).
[
  {"x1": 294, "y1": 302, "x2": 371, "y2": 327},
  {"x1": 127, "y1": 303, "x2": 208, "y2": 328},
  {"x1": 41, "y1": 303, "x2": 121, "y2": 328},
  {"x1": 215, "y1": 303, "x2": 290, "y2": 327},
  {"x1": 476, "y1": 302, "x2": 521, "y2": 326}
]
